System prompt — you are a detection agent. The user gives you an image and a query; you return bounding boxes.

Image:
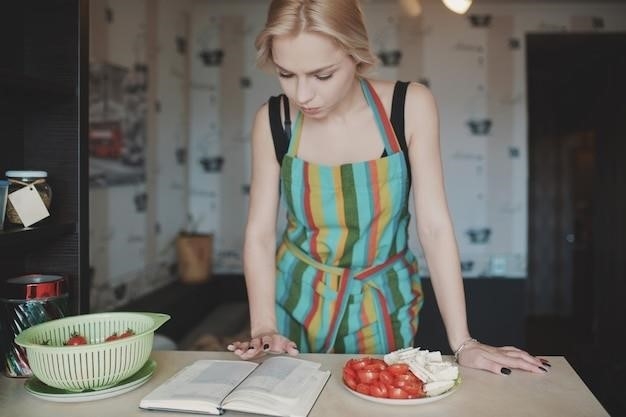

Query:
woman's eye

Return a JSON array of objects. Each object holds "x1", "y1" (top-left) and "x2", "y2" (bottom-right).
[
  {"x1": 316, "y1": 74, "x2": 333, "y2": 81},
  {"x1": 278, "y1": 72, "x2": 294, "y2": 79}
]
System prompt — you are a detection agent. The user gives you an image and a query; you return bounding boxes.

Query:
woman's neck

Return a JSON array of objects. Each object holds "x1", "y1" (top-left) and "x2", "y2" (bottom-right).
[{"x1": 326, "y1": 77, "x2": 367, "y2": 123}]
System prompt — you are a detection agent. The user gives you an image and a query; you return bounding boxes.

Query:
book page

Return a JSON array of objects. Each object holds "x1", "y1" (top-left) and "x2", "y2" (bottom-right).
[
  {"x1": 139, "y1": 360, "x2": 257, "y2": 414},
  {"x1": 233, "y1": 356, "x2": 322, "y2": 399},
  {"x1": 223, "y1": 357, "x2": 331, "y2": 417}
]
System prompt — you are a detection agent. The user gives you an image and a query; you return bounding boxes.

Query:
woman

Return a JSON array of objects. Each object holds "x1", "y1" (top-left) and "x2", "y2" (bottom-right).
[{"x1": 229, "y1": 0, "x2": 548, "y2": 375}]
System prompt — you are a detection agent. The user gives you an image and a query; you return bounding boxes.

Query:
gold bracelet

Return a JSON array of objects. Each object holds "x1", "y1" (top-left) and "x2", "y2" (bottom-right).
[{"x1": 453, "y1": 337, "x2": 478, "y2": 362}]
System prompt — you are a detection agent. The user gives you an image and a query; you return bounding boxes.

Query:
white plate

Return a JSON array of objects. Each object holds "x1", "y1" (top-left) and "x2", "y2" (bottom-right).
[
  {"x1": 343, "y1": 379, "x2": 460, "y2": 405},
  {"x1": 24, "y1": 359, "x2": 157, "y2": 403}
]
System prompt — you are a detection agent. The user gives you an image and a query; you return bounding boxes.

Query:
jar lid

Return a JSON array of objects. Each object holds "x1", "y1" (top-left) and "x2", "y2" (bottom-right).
[
  {"x1": 1, "y1": 274, "x2": 67, "y2": 300},
  {"x1": 5, "y1": 170, "x2": 48, "y2": 178}
]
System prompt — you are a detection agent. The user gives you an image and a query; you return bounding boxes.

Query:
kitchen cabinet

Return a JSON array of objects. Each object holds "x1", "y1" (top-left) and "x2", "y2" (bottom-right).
[{"x1": 0, "y1": 0, "x2": 90, "y2": 314}]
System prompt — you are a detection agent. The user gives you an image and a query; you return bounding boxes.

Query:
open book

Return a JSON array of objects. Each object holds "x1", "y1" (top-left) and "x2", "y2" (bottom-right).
[{"x1": 139, "y1": 356, "x2": 330, "y2": 417}]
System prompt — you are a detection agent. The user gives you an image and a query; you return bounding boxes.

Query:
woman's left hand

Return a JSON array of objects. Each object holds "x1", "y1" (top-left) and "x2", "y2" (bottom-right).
[
  {"x1": 227, "y1": 332, "x2": 299, "y2": 360},
  {"x1": 457, "y1": 340, "x2": 550, "y2": 375}
]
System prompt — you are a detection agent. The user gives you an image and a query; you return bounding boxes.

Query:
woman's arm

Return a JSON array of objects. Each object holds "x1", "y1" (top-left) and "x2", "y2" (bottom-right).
[
  {"x1": 230, "y1": 103, "x2": 298, "y2": 359},
  {"x1": 404, "y1": 83, "x2": 470, "y2": 352},
  {"x1": 405, "y1": 83, "x2": 546, "y2": 374},
  {"x1": 243, "y1": 103, "x2": 281, "y2": 338}
]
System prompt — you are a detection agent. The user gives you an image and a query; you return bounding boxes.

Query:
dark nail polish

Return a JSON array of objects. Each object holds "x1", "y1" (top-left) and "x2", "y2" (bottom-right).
[
  {"x1": 248, "y1": 346, "x2": 254, "y2": 350},
  {"x1": 539, "y1": 366, "x2": 547, "y2": 372},
  {"x1": 541, "y1": 360, "x2": 551, "y2": 367},
  {"x1": 501, "y1": 367, "x2": 512, "y2": 375},
  {"x1": 263, "y1": 343, "x2": 270, "y2": 350}
]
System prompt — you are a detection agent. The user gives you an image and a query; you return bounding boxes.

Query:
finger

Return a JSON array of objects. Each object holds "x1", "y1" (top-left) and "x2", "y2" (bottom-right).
[
  {"x1": 261, "y1": 335, "x2": 273, "y2": 352},
  {"x1": 249, "y1": 337, "x2": 263, "y2": 350},
  {"x1": 258, "y1": 334, "x2": 295, "y2": 355},
  {"x1": 285, "y1": 341, "x2": 299, "y2": 356},
  {"x1": 227, "y1": 340, "x2": 245, "y2": 351},
  {"x1": 257, "y1": 335, "x2": 286, "y2": 355},
  {"x1": 240, "y1": 337, "x2": 265, "y2": 360},
  {"x1": 538, "y1": 357, "x2": 552, "y2": 367},
  {"x1": 229, "y1": 341, "x2": 251, "y2": 357},
  {"x1": 266, "y1": 335, "x2": 289, "y2": 354},
  {"x1": 499, "y1": 349, "x2": 545, "y2": 369},
  {"x1": 498, "y1": 346, "x2": 525, "y2": 353},
  {"x1": 484, "y1": 350, "x2": 546, "y2": 374}
]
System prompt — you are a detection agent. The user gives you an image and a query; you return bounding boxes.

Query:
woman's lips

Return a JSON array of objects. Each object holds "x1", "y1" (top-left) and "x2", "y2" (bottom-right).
[{"x1": 301, "y1": 106, "x2": 321, "y2": 115}]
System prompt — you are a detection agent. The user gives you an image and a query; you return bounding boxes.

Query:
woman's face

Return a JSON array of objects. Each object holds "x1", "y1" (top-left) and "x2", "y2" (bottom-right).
[{"x1": 271, "y1": 31, "x2": 358, "y2": 119}]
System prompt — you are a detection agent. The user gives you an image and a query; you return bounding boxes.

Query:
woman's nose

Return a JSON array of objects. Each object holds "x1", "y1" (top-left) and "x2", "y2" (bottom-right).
[{"x1": 296, "y1": 79, "x2": 314, "y2": 105}]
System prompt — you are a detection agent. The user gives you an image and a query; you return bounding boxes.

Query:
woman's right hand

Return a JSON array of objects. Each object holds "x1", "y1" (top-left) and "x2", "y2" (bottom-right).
[{"x1": 227, "y1": 332, "x2": 299, "y2": 360}]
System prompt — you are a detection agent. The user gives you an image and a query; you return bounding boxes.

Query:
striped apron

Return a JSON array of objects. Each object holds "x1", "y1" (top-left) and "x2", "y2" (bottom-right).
[{"x1": 275, "y1": 78, "x2": 423, "y2": 354}]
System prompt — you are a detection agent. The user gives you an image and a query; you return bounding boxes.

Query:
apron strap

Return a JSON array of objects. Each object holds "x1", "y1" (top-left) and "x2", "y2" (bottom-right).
[
  {"x1": 285, "y1": 112, "x2": 303, "y2": 156},
  {"x1": 360, "y1": 78, "x2": 402, "y2": 155}
]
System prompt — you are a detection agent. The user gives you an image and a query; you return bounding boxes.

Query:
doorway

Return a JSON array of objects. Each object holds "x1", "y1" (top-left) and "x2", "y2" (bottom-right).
[{"x1": 526, "y1": 33, "x2": 626, "y2": 415}]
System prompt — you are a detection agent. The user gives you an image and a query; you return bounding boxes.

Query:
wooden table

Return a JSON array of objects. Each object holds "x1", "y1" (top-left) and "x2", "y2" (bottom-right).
[{"x1": 0, "y1": 351, "x2": 609, "y2": 417}]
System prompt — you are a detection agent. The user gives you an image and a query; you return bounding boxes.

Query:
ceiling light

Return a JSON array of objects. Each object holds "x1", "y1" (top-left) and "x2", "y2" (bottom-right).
[{"x1": 442, "y1": 0, "x2": 472, "y2": 14}]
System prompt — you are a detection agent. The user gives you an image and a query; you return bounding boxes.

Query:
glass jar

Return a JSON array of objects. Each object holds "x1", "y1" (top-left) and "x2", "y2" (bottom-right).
[
  {"x1": 5, "y1": 170, "x2": 53, "y2": 225},
  {"x1": 0, "y1": 274, "x2": 68, "y2": 377}
]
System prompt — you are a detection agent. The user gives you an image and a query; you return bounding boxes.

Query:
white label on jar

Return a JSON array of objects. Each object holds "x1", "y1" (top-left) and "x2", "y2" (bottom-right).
[{"x1": 8, "y1": 186, "x2": 50, "y2": 227}]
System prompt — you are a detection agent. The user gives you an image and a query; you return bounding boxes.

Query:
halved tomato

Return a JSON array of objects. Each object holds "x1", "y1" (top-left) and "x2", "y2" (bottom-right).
[
  {"x1": 355, "y1": 383, "x2": 371, "y2": 395},
  {"x1": 394, "y1": 372, "x2": 419, "y2": 384},
  {"x1": 356, "y1": 369, "x2": 379, "y2": 384},
  {"x1": 347, "y1": 357, "x2": 371, "y2": 371},
  {"x1": 343, "y1": 366, "x2": 356, "y2": 379},
  {"x1": 403, "y1": 381, "x2": 425, "y2": 398},
  {"x1": 343, "y1": 357, "x2": 426, "y2": 400},
  {"x1": 387, "y1": 363, "x2": 410, "y2": 375},
  {"x1": 378, "y1": 370, "x2": 394, "y2": 385},
  {"x1": 364, "y1": 359, "x2": 387, "y2": 371},
  {"x1": 387, "y1": 386, "x2": 410, "y2": 399},
  {"x1": 369, "y1": 381, "x2": 388, "y2": 398},
  {"x1": 343, "y1": 373, "x2": 358, "y2": 390}
]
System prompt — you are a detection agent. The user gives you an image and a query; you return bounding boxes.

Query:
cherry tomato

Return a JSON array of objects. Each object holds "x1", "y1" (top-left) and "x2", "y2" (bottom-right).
[
  {"x1": 343, "y1": 374, "x2": 358, "y2": 390},
  {"x1": 105, "y1": 333, "x2": 119, "y2": 342},
  {"x1": 387, "y1": 363, "x2": 410, "y2": 375},
  {"x1": 355, "y1": 383, "x2": 371, "y2": 396},
  {"x1": 357, "y1": 369, "x2": 379, "y2": 384},
  {"x1": 343, "y1": 366, "x2": 356, "y2": 379},
  {"x1": 388, "y1": 386, "x2": 410, "y2": 399},
  {"x1": 343, "y1": 357, "x2": 423, "y2": 400},
  {"x1": 65, "y1": 333, "x2": 87, "y2": 346},
  {"x1": 118, "y1": 329, "x2": 135, "y2": 339},
  {"x1": 379, "y1": 370, "x2": 394, "y2": 385},
  {"x1": 403, "y1": 381, "x2": 425, "y2": 398},
  {"x1": 369, "y1": 381, "x2": 388, "y2": 398},
  {"x1": 394, "y1": 372, "x2": 419, "y2": 384},
  {"x1": 347, "y1": 358, "x2": 371, "y2": 371},
  {"x1": 365, "y1": 359, "x2": 387, "y2": 371}
]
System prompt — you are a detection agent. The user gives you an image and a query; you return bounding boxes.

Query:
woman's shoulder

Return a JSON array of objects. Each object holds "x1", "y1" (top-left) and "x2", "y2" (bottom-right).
[
  {"x1": 366, "y1": 78, "x2": 396, "y2": 102},
  {"x1": 252, "y1": 100, "x2": 271, "y2": 133},
  {"x1": 404, "y1": 81, "x2": 437, "y2": 114},
  {"x1": 366, "y1": 78, "x2": 434, "y2": 113}
]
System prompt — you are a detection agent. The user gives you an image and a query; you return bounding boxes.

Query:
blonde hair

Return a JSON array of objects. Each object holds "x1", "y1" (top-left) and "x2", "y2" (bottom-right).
[{"x1": 255, "y1": 0, "x2": 378, "y2": 74}]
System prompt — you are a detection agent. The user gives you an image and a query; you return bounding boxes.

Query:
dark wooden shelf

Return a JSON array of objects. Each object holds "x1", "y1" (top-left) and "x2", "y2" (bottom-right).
[
  {"x1": 0, "y1": 0, "x2": 89, "y2": 315},
  {"x1": 0, "y1": 70, "x2": 74, "y2": 98},
  {"x1": 0, "y1": 222, "x2": 76, "y2": 250}
]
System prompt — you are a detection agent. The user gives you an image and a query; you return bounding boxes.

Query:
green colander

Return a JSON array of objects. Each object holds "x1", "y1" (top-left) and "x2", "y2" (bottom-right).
[{"x1": 14, "y1": 312, "x2": 170, "y2": 392}]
